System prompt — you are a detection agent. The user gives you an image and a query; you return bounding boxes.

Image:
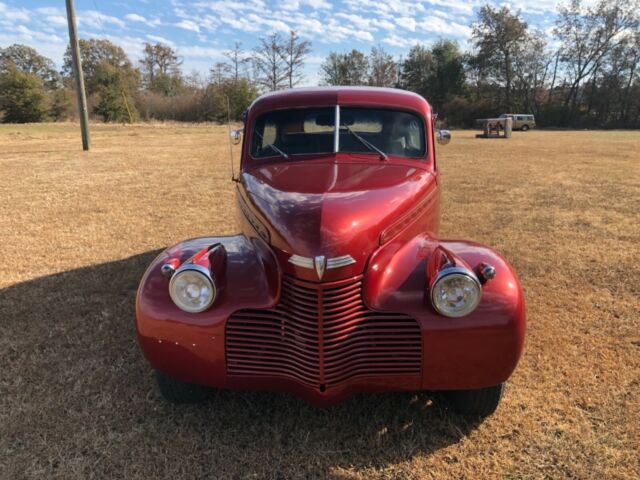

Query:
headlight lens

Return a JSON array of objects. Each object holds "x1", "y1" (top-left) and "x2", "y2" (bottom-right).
[
  {"x1": 431, "y1": 268, "x2": 481, "y2": 317},
  {"x1": 169, "y1": 266, "x2": 216, "y2": 313}
]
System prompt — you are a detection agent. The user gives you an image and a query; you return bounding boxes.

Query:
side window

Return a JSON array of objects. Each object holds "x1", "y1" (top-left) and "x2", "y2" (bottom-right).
[{"x1": 517, "y1": 116, "x2": 525, "y2": 121}]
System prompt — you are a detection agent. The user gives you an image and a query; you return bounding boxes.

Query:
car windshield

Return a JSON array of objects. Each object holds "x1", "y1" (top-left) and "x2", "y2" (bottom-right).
[
  {"x1": 251, "y1": 107, "x2": 335, "y2": 158},
  {"x1": 339, "y1": 108, "x2": 425, "y2": 158},
  {"x1": 251, "y1": 107, "x2": 426, "y2": 160}
]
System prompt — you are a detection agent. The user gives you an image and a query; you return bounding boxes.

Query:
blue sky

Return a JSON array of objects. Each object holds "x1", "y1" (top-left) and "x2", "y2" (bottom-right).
[{"x1": 0, "y1": 0, "x2": 562, "y2": 84}]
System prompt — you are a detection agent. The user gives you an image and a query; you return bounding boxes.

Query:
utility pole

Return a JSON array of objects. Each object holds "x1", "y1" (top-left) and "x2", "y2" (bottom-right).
[{"x1": 65, "y1": 0, "x2": 90, "y2": 151}]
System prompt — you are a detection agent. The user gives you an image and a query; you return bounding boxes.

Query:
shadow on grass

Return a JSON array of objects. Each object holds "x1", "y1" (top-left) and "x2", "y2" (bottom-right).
[{"x1": 0, "y1": 251, "x2": 480, "y2": 478}]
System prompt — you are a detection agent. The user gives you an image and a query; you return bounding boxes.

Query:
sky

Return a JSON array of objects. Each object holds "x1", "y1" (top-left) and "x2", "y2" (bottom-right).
[{"x1": 0, "y1": 0, "x2": 564, "y2": 85}]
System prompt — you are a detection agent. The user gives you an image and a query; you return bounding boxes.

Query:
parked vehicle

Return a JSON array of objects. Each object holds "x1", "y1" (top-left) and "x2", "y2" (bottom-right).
[
  {"x1": 499, "y1": 114, "x2": 536, "y2": 131},
  {"x1": 136, "y1": 87, "x2": 526, "y2": 417}
]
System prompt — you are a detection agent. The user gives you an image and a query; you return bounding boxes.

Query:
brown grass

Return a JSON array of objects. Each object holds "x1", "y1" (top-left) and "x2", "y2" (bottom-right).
[{"x1": 1, "y1": 123, "x2": 638, "y2": 479}]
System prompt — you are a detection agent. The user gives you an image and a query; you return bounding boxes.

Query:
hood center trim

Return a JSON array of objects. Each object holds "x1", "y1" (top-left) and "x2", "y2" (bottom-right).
[{"x1": 289, "y1": 254, "x2": 356, "y2": 280}]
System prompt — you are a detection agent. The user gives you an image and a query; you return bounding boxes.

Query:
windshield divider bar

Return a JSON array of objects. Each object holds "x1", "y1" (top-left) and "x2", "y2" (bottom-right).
[{"x1": 334, "y1": 105, "x2": 340, "y2": 153}]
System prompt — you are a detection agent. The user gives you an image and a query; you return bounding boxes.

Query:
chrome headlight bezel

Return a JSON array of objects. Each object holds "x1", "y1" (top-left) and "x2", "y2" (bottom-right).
[
  {"x1": 430, "y1": 267, "x2": 482, "y2": 318},
  {"x1": 168, "y1": 264, "x2": 216, "y2": 313}
]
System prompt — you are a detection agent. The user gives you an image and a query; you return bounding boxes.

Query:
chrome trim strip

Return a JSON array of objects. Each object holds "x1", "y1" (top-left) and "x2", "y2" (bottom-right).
[
  {"x1": 327, "y1": 255, "x2": 356, "y2": 268},
  {"x1": 288, "y1": 254, "x2": 314, "y2": 268}
]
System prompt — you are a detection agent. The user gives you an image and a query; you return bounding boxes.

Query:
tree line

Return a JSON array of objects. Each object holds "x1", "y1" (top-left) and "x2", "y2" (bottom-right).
[
  {"x1": 0, "y1": 30, "x2": 309, "y2": 124},
  {"x1": 1, "y1": 0, "x2": 638, "y2": 128}
]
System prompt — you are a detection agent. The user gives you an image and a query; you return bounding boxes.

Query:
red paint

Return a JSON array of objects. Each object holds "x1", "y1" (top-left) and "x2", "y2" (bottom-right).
[{"x1": 136, "y1": 87, "x2": 526, "y2": 406}]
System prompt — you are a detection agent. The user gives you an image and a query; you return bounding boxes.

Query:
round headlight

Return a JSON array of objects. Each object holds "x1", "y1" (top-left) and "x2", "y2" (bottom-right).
[
  {"x1": 430, "y1": 268, "x2": 481, "y2": 318},
  {"x1": 169, "y1": 265, "x2": 216, "y2": 313}
]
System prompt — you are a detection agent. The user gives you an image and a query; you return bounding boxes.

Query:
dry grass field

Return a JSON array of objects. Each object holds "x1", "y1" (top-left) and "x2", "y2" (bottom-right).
[{"x1": 1, "y1": 123, "x2": 638, "y2": 479}]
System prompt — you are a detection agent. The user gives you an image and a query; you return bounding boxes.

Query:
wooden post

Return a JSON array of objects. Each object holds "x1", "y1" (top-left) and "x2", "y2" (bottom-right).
[{"x1": 65, "y1": 0, "x2": 90, "y2": 151}]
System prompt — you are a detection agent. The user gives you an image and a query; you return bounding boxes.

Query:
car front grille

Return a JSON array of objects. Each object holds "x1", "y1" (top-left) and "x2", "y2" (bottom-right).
[{"x1": 225, "y1": 275, "x2": 422, "y2": 389}]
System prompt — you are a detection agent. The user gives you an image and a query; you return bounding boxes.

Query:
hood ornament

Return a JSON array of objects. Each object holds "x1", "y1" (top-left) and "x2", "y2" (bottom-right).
[
  {"x1": 289, "y1": 254, "x2": 356, "y2": 280},
  {"x1": 314, "y1": 256, "x2": 326, "y2": 280}
]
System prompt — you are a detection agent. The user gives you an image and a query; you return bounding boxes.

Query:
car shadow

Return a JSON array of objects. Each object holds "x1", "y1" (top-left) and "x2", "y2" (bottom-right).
[{"x1": 1, "y1": 251, "x2": 481, "y2": 478}]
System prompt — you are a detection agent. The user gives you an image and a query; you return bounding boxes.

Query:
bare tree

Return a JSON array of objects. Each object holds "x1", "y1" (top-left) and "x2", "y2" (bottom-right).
[
  {"x1": 511, "y1": 32, "x2": 552, "y2": 113},
  {"x1": 343, "y1": 50, "x2": 369, "y2": 85},
  {"x1": 252, "y1": 33, "x2": 287, "y2": 91},
  {"x1": 555, "y1": 0, "x2": 639, "y2": 118},
  {"x1": 320, "y1": 52, "x2": 345, "y2": 85},
  {"x1": 321, "y1": 50, "x2": 369, "y2": 86},
  {"x1": 224, "y1": 42, "x2": 250, "y2": 82},
  {"x1": 140, "y1": 43, "x2": 182, "y2": 86},
  {"x1": 282, "y1": 30, "x2": 311, "y2": 88},
  {"x1": 209, "y1": 62, "x2": 232, "y2": 85},
  {"x1": 368, "y1": 47, "x2": 397, "y2": 87}
]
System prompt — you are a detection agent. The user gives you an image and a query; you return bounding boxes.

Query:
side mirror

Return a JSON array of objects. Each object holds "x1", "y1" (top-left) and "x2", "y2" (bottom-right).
[
  {"x1": 436, "y1": 129, "x2": 451, "y2": 146},
  {"x1": 230, "y1": 129, "x2": 243, "y2": 145}
]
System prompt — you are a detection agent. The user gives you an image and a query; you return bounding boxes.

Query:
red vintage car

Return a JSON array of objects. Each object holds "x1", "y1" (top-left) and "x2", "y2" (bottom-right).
[{"x1": 136, "y1": 87, "x2": 526, "y2": 417}]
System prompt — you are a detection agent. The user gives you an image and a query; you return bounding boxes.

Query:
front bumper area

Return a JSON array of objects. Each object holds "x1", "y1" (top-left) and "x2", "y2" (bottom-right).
[{"x1": 136, "y1": 235, "x2": 525, "y2": 407}]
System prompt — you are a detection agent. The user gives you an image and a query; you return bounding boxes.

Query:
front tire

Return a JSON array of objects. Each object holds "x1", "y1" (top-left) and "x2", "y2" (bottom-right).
[
  {"x1": 521, "y1": 124, "x2": 530, "y2": 131},
  {"x1": 155, "y1": 371, "x2": 212, "y2": 404},
  {"x1": 444, "y1": 383, "x2": 505, "y2": 417}
]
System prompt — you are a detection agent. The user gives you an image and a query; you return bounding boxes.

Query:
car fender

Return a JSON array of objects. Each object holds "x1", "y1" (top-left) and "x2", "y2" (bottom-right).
[
  {"x1": 364, "y1": 233, "x2": 526, "y2": 389},
  {"x1": 135, "y1": 235, "x2": 280, "y2": 384}
]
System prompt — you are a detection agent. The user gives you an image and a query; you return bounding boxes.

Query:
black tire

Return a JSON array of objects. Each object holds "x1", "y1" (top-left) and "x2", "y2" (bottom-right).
[
  {"x1": 155, "y1": 370, "x2": 212, "y2": 404},
  {"x1": 521, "y1": 124, "x2": 530, "y2": 131},
  {"x1": 444, "y1": 383, "x2": 505, "y2": 417}
]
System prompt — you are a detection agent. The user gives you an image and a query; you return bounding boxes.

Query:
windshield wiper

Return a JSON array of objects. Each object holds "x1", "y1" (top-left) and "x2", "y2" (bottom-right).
[
  {"x1": 264, "y1": 143, "x2": 289, "y2": 159},
  {"x1": 255, "y1": 131, "x2": 289, "y2": 159},
  {"x1": 340, "y1": 125, "x2": 387, "y2": 161}
]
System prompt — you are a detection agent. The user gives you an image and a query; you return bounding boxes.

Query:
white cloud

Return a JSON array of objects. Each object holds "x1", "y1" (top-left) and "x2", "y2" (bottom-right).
[
  {"x1": 175, "y1": 19, "x2": 201, "y2": 32},
  {"x1": 303, "y1": 0, "x2": 332, "y2": 9},
  {"x1": 47, "y1": 15, "x2": 68, "y2": 28},
  {"x1": 35, "y1": 7, "x2": 64, "y2": 16},
  {"x1": 146, "y1": 35, "x2": 176, "y2": 47},
  {"x1": 0, "y1": 2, "x2": 30, "y2": 22},
  {"x1": 382, "y1": 33, "x2": 424, "y2": 48},
  {"x1": 418, "y1": 16, "x2": 471, "y2": 38},
  {"x1": 79, "y1": 10, "x2": 126, "y2": 29},
  {"x1": 336, "y1": 13, "x2": 373, "y2": 31},
  {"x1": 125, "y1": 13, "x2": 148, "y2": 23},
  {"x1": 396, "y1": 17, "x2": 416, "y2": 32}
]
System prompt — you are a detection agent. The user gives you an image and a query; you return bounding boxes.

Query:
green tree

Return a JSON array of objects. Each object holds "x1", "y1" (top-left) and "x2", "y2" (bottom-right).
[
  {"x1": 201, "y1": 78, "x2": 258, "y2": 122},
  {"x1": 400, "y1": 41, "x2": 465, "y2": 112},
  {"x1": 50, "y1": 88, "x2": 74, "y2": 121},
  {"x1": 92, "y1": 61, "x2": 139, "y2": 122},
  {"x1": 0, "y1": 66, "x2": 49, "y2": 123},
  {"x1": 0, "y1": 44, "x2": 60, "y2": 89},
  {"x1": 430, "y1": 40, "x2": 466, "y2": 111},
  {"x1": 401, "y1": 44, "x2": 434, "y2": 94},
  {"x1": 472, "y1": 5, "x2": 528, "y2": 111},
  {"x1": 63, "y1": 39, "x2": 137, "y2": 94},
  {"x1": 149, "y1": 72, "x2": 184, "y2": 96}
]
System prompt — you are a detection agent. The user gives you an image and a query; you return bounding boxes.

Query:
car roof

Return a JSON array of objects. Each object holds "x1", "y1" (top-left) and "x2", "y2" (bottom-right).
[{"x1": 248, "y1": 87, "x2": 431, "y2": 116}]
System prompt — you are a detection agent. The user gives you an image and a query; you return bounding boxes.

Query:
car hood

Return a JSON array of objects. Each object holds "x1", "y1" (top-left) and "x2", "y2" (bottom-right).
[{"x1": 240, "y1": 160, "x2": 436, "y2": 280}]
